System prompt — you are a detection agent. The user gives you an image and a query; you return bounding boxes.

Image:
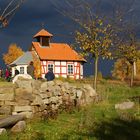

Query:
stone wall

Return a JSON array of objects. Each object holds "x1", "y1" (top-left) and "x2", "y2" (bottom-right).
[{"x1": 0, "y1": 79, "x2": 98, "y2": 118}]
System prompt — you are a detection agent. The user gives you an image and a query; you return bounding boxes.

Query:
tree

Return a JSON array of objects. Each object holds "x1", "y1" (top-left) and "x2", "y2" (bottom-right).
[
  {"x1": 75, "y1": 17, "x2": 113, "y2": 91},
  {"x1": 51, "y1": 0, "x2": 139, "y2": 89},
  {"x1": 115, "y1": 34, "x2": 140, "y2": 86},
  {"x1": 51, "y1": 0, "x2": 114, "y2": 91},
  {"x1": 112, "y1": 58, "x2": 131, "y2": 81},
  {"x1": 3, "y1": 43, "x2": 24, "y2": 65},
  {"x1": 136, "y1": 60, "x2": 140, "y2": 76},
  {"x1": 0, "y1": 0, "x2": 25, "y2": 28},
  {"x1": 32, "y1": 51, "x2": 41, "y2": 79}
]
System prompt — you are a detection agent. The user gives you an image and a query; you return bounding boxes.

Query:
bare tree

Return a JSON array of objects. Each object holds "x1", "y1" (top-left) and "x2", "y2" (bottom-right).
[{"x1": 0, "y1": 0, "x2": 25, "y2": 28}]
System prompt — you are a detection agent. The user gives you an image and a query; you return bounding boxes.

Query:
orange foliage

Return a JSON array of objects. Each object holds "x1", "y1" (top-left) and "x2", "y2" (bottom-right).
[
  {"x1": 32, "y1": 51, "x2": 41, "y2": 79},
  {"x1": 3, "y1": 44, "x2": 24, "y2": 65}
]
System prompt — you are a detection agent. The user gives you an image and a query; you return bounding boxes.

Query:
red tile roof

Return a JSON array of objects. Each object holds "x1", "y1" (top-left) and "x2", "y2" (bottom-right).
[
  {"x1": 33, "y1": 29, "x2": 53, "y2": 38},
  {"x1": 32, "y1": 42, "x2": 86, "y2": 62}
]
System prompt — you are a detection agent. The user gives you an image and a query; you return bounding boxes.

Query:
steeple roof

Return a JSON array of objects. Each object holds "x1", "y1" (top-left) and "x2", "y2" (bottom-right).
[{"x1": 33, "y1": 29, "x2": 53, "y2": 38}]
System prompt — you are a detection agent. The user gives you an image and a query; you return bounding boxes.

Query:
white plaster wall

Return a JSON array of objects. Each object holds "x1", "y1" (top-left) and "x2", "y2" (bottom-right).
[
  {"x1": 11, "y1": 65, "x2": 28, "y2": 77},
  {"x1": 55, "y1": 61, "x2": 60, "y2": 65},
  {"x1": 61, "y1": 61, "x2": 66, "y2": 66},
  {"x1": 55, "y1": 67, "x2": 60, "y2": 73},
  {"x1": 61, "y1": 67, "x2": 66, "y2": 73}
]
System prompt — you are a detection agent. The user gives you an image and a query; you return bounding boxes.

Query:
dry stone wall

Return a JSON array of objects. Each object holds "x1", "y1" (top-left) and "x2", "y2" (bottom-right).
[{"x1": 0, "y1": 79, "x2": 98, "y2": 118}]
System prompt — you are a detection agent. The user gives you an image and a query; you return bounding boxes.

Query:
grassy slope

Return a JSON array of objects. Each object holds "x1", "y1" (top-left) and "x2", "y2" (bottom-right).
[{"x1": 1, "y1": 80, "x2": 140, "y2": 140}]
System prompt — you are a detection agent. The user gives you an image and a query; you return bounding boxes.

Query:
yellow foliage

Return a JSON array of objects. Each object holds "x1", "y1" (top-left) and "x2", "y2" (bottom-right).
[
  {"x1": 32, "y1": 51, "x2": 41, "y2": 79},
  {"x1": 112, "y1": 59, "x2": 131, "y2": 81},
  {"x1": 3, "y1": 44, "x2": 24, "y2": 65}
]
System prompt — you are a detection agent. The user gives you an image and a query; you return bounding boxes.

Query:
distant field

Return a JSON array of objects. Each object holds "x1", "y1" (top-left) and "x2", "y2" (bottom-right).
[{"x1": 1, "y1": 79, "x2": 140, "y2": 140}]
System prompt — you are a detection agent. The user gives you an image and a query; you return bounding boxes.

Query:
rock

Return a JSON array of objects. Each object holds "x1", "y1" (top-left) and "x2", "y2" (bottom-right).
[
  {"x1": 4, "y1": 101, "x2": 16, "y2": 106},
  {"x1": 0, "y1": 101, "x2": 4, "y2": 106},
  {"x1": 15, "y1": 79, "x2": 32, "y2": 93},
  {"x1": 15, "y1": 88, "x2": 34, "y2": 101},
  {"x1": 40, "y1": 92, "x2": 52, "y2": 99},
  {"x1": 12, "y1": 112, "x2": 33, "y2": 119},
  {"x1": 16, "y1": 99, "x2": 30, "y2": 106},
  {"x1": 76, "y1": 90, "x2": 83, "y2": 99},
  {"x1": 50, "y1": 97, "x2": 58, "y2": 104},
  {"x1": 0, "y1": 87, "x2": 14, "y2": 94},
  {"x1": 54, "y1": 80, "x2": 63, "y2": 86},
  {"x1": 0, "y1": 115, "x2": 25, "y2": 128},
  {"x1": 83, "y1": 84, "x2": 97, "y2": 97},
  {"x1": 43, "y1": 99, "x2": 50, "y2": 104},
  {"x1": 62, "y1": 82, "x2": 70, "y2": 90},
  {"x1": 31, "y1": 80, "x2": 42, "y2": 90},
  {"x1": 51, "y1": 104, "x2": 58, "y2": 110},
  {"x1": 47, "y1": 81, "x2": 55, "y2": 86},
  {"x1": 115, "y1": 101, "x2": 135, "y2": 110},
  {"x1": 12, "y1": 74, "x2": 32, "y2": 84},
  {"x1": 0, "y1": 128, "x2": 7, "y2": 136},
  {"x1": 0, "y1": 93, "x2": 14, "y2": 101},
  {"x1": 40, "y1": 82, "x2": 48, "y2": 92},
  {"x1": 13, "y1": 106, "x2": 32, "y2": 112},
  {"x1": 11, "y1": 121, "x2": 26, "y2": 133},
  {"x1": 0, "y1": 106, "x2": 12, "y2": 115},
  {"x1": 31, "y1": 95, "x2": 43, "y2": 106}
]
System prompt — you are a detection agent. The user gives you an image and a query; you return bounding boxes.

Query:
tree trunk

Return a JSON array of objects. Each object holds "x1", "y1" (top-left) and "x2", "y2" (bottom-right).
[
  {"x1": 130, "y1": 62, "x2": 134, "y2": 87},
  {"x1": 134, "y1": 61, "x2": 137, "y2": 76},
  {"x1": 0, "y1": 115, "x2": 25, "y2": 128},
  {"x1": 94, "y1": 56, "x2": 99, "y2": 91}
]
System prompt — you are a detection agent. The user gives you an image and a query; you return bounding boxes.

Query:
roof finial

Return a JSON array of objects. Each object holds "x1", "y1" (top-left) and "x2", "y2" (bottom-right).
[{"x1": 41, "y1": 22, "x2": 44, "y2": 29}]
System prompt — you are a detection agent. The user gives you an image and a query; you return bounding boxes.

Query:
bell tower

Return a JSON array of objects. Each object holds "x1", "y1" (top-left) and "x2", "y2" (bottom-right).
[{"x1": 33, "y1": 29, "x2": 53, "y2": 47}]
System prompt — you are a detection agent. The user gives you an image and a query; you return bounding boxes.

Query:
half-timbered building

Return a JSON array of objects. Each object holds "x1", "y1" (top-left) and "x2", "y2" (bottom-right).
[{"x1": 31, "y1": 29, "x2": 86, "y2": 79}]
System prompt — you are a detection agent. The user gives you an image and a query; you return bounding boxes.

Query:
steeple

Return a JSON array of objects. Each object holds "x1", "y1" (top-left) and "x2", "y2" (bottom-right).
[{"x1": 33, "y1": 29, "x2": 53, "y2": 47}]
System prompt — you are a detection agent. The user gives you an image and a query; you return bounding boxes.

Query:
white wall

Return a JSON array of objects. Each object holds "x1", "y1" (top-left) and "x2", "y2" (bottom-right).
[
  {"x1": 41, "y1": 61, "x2": 84, "y2": 79},
  {"x1": 11, "y1": 65, "x2": 28, "y2": 77}
]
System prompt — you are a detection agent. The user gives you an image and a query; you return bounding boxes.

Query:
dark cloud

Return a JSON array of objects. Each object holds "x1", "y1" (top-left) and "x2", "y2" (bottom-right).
[{"x1": 0, "y1": 0, "x2": 140, "y2": 76}]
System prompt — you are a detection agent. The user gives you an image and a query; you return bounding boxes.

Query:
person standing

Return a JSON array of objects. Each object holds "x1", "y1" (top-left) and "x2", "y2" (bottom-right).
[
  {"x1": 45, "y1": 68, "x2": 55, "y2": 81},
  {"x1": 27, "y1": 61, "x2": 35, "y2": 78},
  {"x1": 15, "y1": 68, "x2": 19, "y2": 76},
  {"x1": 5, "y1": 68, "x2": 10, "y2": 81}
]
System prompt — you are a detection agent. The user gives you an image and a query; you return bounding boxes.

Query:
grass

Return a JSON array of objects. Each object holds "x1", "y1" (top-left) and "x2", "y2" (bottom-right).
[
  {"x1": 1, "y1": 79, "x2": 140, "y2": 140},
  {"x1": 0, "y1": 78, "x2": 13, "y2": 87}
]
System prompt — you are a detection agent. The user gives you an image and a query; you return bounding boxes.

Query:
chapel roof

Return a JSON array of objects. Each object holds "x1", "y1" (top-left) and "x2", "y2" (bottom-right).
[
  {"x1": 33, "y1": 29, "x2": 53, "y2": 38},
  {"x1": 32, "y1": 42, "x2": 86, "y2": 62}
]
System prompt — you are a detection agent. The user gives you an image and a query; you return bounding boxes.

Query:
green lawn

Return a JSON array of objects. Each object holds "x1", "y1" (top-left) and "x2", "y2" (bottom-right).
[{"x1": 1, "y1": 80, "x2": 140, "y2": 140}]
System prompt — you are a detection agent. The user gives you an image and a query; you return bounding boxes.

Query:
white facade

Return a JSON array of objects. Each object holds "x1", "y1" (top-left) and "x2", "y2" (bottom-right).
[
  {"x1": 41, "y1": 60, "x2": 83, "y2": 79},
  {"x1": 11, "y1": 65, "x2": 28, "y2": 77}
]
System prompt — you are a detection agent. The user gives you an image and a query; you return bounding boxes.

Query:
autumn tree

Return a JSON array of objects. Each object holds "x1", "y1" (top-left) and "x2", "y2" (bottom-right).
[
  {"x1": 51, "y1": 0, "x2": 115, "y2": 91},
  {"x1": 3, "y1": 43, "x2": 24, "y2": 65},
  {"x1": 51, "y1": 0, "x2": 139, "y2": 90},
  {"x1": 112, "y1": 58, "x2": 131, "y2": 81},
  {"x1": 32, "y1": 51, "x2": 41, "y2": 79},
  {"x1": 106, "y1": 0, "x2": 140, "y2": 86},
  {"x1": 75, "y1": 18, "x2": 113, "y2": 91},
  {"x1": 115, "y1": 34, "x2": 140, "y2": 86}
]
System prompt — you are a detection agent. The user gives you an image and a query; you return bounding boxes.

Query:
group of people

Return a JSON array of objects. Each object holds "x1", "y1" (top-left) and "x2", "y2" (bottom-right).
[
  {"x1": 0, "y1": 68, "x2": 12, "y2": 81},
  {"x1": 0, "y1": 61, "x2": 55, "y2": 82},
  {"x1": 26, "y1": 61, "x2": 55, "y2": 81}
]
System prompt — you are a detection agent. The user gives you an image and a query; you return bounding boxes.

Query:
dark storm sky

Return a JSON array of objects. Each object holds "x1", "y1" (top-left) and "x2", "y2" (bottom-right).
[{"x1": 0, "y1": 0, "x2": 140, "y2": 77}]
